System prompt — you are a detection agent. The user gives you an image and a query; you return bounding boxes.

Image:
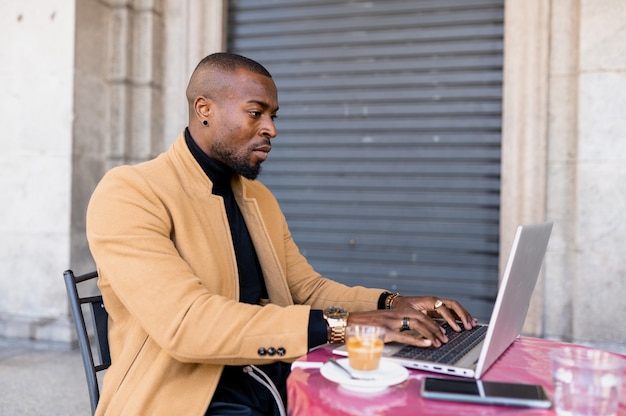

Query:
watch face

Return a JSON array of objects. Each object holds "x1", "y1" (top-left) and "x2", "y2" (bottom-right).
[{"x1": 325, "y1": 306, "x2": 348, "y2": 319}]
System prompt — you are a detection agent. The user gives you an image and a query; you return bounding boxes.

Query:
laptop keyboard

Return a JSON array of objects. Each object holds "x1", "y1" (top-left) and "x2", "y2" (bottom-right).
[{"x1": 391, "y1": 322, "x2": 488, "y2": 365}]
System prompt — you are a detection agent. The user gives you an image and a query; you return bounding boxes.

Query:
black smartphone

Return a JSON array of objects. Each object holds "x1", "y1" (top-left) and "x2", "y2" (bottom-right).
[{"x1": 421, "y1": 377, "x2": 552, "y2": 408}]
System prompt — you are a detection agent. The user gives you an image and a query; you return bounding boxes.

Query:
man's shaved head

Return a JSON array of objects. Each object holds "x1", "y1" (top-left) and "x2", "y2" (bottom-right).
[
  {"x1": 184, "y1": 53, "x2": 278, "y2": 180},
  {"x1": 186, "y1": 53, "x2": 272, "y2": 109}
]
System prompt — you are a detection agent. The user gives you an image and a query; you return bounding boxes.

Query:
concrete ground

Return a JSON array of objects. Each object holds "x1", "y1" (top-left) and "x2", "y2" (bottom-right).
[{"x1": 0, "y1": 339, "x2": 89, "y2": 416}]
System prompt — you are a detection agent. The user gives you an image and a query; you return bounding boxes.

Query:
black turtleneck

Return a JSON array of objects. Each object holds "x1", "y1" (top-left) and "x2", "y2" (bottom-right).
[{"x1": 185, "y1": 128, "x2": 268, "y2": 304}]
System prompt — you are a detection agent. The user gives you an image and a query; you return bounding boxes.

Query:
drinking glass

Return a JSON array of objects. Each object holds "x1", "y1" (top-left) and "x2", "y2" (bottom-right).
[
  {"x1": 550, "y1": 346, "x2": 624, "y2": 416},
  {"x1": 345, "y1": 325, "x2": 386, "y2": 374}
]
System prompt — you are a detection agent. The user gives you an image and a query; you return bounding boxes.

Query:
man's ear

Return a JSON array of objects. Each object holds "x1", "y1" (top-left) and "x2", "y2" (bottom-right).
[{"x1": 193, "y1": 96, "x2": 211, "y2": 121}]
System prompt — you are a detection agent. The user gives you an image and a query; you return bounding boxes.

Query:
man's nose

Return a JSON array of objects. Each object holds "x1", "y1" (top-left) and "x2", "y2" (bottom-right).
[{"x1": 262, "y1": 116, "x2": 277, "y2": 139}]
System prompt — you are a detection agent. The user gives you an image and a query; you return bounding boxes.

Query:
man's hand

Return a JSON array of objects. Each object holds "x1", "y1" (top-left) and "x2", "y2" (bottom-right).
[{"x1": 347, "y1": 296, "x2": 478, "y2": 348}]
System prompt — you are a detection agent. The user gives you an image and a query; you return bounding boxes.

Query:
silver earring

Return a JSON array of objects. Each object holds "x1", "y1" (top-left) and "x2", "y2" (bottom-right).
[{"x1": 202, "y1": 120, "x2": 209, "y2": 126}]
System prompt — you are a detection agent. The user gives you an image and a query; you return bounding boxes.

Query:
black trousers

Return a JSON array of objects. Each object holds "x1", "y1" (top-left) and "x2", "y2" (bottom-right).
[{"x1": 206, "y1": 362, "x2": 291, "y2": 416}]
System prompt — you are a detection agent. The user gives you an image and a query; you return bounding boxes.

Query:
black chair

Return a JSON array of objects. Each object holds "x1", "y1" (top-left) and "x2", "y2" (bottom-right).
[{"x1": 63, "y1": 269, "x2": 111, "y2": 415}]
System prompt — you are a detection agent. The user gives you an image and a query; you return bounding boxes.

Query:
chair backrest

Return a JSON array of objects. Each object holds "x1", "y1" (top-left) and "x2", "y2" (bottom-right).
[{"x1": 63, "y1": 269, "x2": 111, "y2": 415}]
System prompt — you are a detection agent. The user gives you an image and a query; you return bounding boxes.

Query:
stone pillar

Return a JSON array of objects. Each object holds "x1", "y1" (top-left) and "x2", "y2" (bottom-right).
[
  {"x1": 500, "y1": 0, "x2": 551, "y2": 335},
  {"x1": 544, "y1": 0, "x2": 581, "y2": 342},
  {"x1": 502, "y1": 0, "x2": 626, "y2": 353},
  {"x1": 571, "y1": 0, "x2": 626, "y2": 351},
  {"x1": 71, "y1": 0, "x2": 167, "y2": 281}
]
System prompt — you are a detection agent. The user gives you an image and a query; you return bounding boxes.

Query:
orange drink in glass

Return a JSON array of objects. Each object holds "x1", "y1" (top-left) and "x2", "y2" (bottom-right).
[{"x1": 345, "y1": 325, "x2": 386, "y2": 372}]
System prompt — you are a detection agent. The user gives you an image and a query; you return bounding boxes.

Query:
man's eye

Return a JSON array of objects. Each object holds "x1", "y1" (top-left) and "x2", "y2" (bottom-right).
[{"x1": 249, "y1": 111, "x2": 261, "y2": 118}]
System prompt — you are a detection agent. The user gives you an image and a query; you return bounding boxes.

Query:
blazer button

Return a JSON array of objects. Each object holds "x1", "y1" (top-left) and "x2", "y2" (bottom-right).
[
  {"x1": 257, "y1": 347, "x2": 267, "y2": 356},
  {"x1": 277, "y1": 347, "x2": 286, "y2": 356},
  {"x1": 267, "y1": 347, "x2": 276, "y2": 356}
]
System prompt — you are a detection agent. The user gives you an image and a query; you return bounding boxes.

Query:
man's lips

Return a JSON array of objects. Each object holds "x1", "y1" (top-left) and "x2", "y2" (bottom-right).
[
  {"x1": 253, "y1": 144, "x2": 271, "y2": 161},
  {"x1": 255, "y1": 144, "x2": 271, "y2": 153}
]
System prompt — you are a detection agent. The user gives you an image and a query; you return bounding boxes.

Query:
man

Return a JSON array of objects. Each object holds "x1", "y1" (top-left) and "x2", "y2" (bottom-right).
[{"x1": 86, "y1": 53, "x2": 477, "y2": 415}]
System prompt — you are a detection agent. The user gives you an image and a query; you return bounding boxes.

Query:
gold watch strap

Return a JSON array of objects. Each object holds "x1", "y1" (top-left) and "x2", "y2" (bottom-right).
[{"x1": 329, "y1": 324, "x2": 346, "y2": 343}]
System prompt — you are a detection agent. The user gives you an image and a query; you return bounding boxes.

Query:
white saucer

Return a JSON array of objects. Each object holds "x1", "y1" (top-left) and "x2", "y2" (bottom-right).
[{"x1": 320, "y1": 358, "x2": 409, "y2": 393}]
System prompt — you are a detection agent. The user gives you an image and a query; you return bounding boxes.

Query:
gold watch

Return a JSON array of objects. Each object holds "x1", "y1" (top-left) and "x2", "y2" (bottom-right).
[{"x1": 323, "y1": 306, "x2": 349, "y2": 343}]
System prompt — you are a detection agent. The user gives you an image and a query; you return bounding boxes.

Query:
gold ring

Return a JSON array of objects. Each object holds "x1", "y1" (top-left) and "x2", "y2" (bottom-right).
[
  {"x1": 434, "y1": 300, "x2": 444, "y2": 311},
  {"x1": 401, "y1": 317, "x2": 410, "y2": 331}
]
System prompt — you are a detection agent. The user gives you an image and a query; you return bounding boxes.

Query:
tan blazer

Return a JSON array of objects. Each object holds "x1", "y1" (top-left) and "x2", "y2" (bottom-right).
[{"x1": 86, "y1": 131, "x2": 384, "y2": 415}]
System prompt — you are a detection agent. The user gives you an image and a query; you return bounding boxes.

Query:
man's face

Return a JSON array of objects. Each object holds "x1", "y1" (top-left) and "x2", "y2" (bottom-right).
[{"x1": 207, "y1": 70, "x2": 279, "y2": 179}]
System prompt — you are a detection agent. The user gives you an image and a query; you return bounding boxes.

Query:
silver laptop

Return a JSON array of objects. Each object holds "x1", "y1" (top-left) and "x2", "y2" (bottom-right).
[{"x1": 334, "y1": 221, "x2": 553, "y2": 379}]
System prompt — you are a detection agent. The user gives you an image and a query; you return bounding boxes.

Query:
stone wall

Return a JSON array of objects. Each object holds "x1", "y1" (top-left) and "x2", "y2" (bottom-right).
[
  {"x1": 0, "y1": 0, "x2": 225, "y2": 346},
  {"x1": 0, "y1": 0, "x2": 77, "y2": 346}
]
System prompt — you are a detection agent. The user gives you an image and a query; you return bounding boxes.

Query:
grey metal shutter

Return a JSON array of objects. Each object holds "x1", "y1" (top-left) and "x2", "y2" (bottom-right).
[{"x1": 228, "y1": 0, "x2": 503, "y2": 321}]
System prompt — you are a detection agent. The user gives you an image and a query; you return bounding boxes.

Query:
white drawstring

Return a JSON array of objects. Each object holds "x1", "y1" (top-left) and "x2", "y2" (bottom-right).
[{"x1": 242, "y1": 365, "x2": 287, "y2": 416}]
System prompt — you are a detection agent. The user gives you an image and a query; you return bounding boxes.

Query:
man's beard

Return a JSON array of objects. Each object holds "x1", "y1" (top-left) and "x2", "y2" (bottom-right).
[
  {"x1": 231, "y1": 158, "x2": 262, "y2": 180},
  {"x1": 212, "y1": 143, "x2": 262, "y2": 180}
]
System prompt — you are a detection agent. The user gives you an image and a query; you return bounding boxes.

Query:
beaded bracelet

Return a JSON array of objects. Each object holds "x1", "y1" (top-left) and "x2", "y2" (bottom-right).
[{"x1": 385, "y1": 292, "x2": 400, "y2": 309}]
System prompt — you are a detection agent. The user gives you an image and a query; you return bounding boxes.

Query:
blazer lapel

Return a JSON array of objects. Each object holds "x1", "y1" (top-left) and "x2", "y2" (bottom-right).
[{"x1": 234, "y1": 180, "x2": 293, "y2": 307}]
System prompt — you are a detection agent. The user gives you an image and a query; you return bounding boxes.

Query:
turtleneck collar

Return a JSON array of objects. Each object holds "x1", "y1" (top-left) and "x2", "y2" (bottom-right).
[{"x1": 184, "y1": 127, "x2": 235, "y2": 195}]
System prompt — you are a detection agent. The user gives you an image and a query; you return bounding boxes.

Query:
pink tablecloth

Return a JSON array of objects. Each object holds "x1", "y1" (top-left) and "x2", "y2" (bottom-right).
[{"x1": 287, "y1": 337, "x2": 626, "y2": 416}]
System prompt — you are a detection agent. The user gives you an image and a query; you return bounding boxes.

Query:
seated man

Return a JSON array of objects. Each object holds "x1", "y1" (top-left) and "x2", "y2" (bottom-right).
[{"x1": 86, "y1": 52, "x2": 477, "y2": 416}]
